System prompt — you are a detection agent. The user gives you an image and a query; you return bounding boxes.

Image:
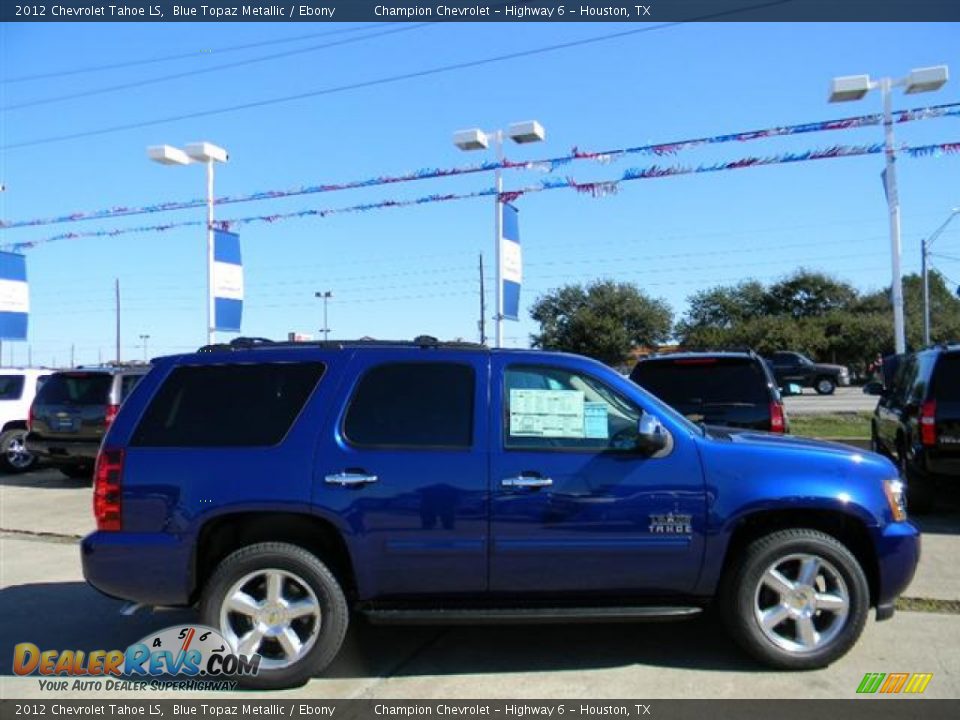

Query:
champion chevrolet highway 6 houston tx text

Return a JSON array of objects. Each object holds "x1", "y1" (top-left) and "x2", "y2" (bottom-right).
[{"x1": 374, "y1": 5, "x2": 644, "y2": 18}]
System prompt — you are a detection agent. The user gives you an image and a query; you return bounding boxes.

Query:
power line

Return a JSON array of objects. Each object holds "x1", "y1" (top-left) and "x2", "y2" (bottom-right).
[
  {"x1": 0, "y1": 24, "x2": 391, "y2": 84},
  {"x1": 1, "y1": 0, "x2": 793, "y2": 151},
  {"x1": 1, "y1": 23, "x2": 434, "y2": 112}
]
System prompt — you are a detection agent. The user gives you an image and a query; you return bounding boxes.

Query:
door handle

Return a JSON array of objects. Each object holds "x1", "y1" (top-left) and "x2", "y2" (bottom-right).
[
  {"x1": 325, "y1": 471, "x2": 379, "y2": 487},
  {"x1": 502, "y1": 475, "x2": 553, "y2": 489}
]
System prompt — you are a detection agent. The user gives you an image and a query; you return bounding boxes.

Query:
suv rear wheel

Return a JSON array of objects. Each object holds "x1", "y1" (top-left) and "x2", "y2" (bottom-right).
[
  {"x1": 200, "y1": 542, "x2": 349, "y2": 690},
  {"x1": 0, "y1": 429, "x2": 37, "y2": 473},
  {"x1": 721, "y1": 528, "x2": 869, "y2": 669}
]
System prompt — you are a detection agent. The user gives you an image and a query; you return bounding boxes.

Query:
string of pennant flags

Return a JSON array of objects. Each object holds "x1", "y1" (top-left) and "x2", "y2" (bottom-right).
[
  {"x1": 5, "y1": 140, "x2": 958, "y2": 253},
  {"x1": 2, "y1": 101, "x2": 959, "y2": 232}
]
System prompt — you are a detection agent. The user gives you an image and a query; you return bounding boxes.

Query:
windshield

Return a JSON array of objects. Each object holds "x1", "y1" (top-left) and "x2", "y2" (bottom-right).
[
  {"x1": 0, "y1": 375, "x2": 25, "y2": 401},
  {"x1": 35, "y1": 373, "x2": 112, "y2": 405}
]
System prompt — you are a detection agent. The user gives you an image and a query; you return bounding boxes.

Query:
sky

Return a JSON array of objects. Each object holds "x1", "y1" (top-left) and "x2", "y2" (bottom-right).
[{"x1": 0, "y1": 20, "x2": 958, "y2": 367}]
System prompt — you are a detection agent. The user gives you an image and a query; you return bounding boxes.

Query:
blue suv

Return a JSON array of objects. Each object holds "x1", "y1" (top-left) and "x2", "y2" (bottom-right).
[{"x1": 82, "y1": 338, "x2": 920, "y2": 689}]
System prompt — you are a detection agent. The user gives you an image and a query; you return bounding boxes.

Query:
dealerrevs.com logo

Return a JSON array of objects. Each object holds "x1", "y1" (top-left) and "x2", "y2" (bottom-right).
[{"x1": 12, "y1": 625, "x2": 260, "y2": 691}]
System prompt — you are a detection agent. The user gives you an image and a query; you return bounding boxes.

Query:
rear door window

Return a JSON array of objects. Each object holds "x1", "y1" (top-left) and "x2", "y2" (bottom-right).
[
  {"x1": 35, "y1": 373, "x2": 112, "y2": 405},
  {"x1": 132, "y1": 363, "x2": 325, "y2": 447},
  {"x1": 631, "y1": 358, "x2": 770, "y2": 407},
  {"x1": 0, "y1": 375, "x2": 25, "y2": 400},
  {"x1": 343, "y1": 363, "x2": 474, "y2": 448}
]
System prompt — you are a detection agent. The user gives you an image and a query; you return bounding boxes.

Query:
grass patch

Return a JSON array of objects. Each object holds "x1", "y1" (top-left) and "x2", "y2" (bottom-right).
[
  {"x1": 790, "y1": 412, "x2": 872, "y2": 439},
  {"x1": 896, "y1": 597, "x2": 960, "y2": 615}
]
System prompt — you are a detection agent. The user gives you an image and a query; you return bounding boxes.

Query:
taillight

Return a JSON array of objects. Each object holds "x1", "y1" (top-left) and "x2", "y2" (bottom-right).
[
  {"x1": 920, "y1": 399, "x2": 937, "y2": 447},
  {"x1": 28, "y1": 405, "x2": 35, "y2": 432},
  {"x1": 94, "y1": 448, "x2": 124, "y2": 531},
  {"x1": 770, "y1": 402, "x2": 786, "y2": 433},
  {"x1": 104, "y1": 404, "x2": 120, "y2": 427}
]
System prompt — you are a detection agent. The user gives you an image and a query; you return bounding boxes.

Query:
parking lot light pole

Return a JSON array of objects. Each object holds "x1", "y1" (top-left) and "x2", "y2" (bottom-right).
[
  {"x1": 139, "y1": 334, "x2": 150, "y2": 362},
  {"x1": 453, "y1": 121, "x2": 546, "y2": 348},
  {"x1": 829, "y1": 66, "x2": 949, "y2": 355},
  {"x1": 922, "y1": 207, "x2": 960, "y2": 346},
  {"x1": 147, "y1": 142, "x2": 229, "y2": 346},
  {"x1": 315, "y1": 291, "x2": 332, "y2": 342}
]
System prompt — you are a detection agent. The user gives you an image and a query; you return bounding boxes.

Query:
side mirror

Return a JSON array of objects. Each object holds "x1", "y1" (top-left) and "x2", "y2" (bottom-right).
[
  {"x1": 862, "y1": 381, "x2": 884, "y2": 396},
  {"x1": 637, "y1": 412, "x2": 668, "y2": 454}
]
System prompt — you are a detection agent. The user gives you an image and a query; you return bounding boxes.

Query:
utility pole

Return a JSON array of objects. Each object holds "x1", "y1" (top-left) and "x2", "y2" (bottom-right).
[
  {"x1": 315, "y1": 291, "x2": 332, "y2": 342},
  {"x1": 70, "y1": 344, "x2": 75, "y2": 368},
  {"x1": 139, "y1": 334, "x2": 150, "y2": 362},
  {"x1": 115, "y1": 278, "x2": 121, "y2": 363},
  {"x1": 921, "y1": 208, "x2": 960, "y2": 346},
  {"x1": 478, "y1": 253, "x2": 487, "y2": 345}
]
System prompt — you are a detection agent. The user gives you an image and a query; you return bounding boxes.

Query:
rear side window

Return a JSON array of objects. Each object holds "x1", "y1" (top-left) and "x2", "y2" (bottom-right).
[
  {"x1": 120, "y1": 374, "x2": 144, "y2": 401},
  {"x1": 132, "y1": 363, "x2": 325, "y2": 447},
  {"x1": 933, "y1": 354, "x2": 960, "y2": 402},
  {"x1": 35, "y1": 373, "x2": 112, "y2": 405},
  {"x1": 0, "y1": 375, "x2": 25, "y2": 400},
  {"x1": 343, "y1": 363, "x2": 474, "y2": 448},
  {"x1": 631, "y1": 358, "x2": 770, "y2": 405}
]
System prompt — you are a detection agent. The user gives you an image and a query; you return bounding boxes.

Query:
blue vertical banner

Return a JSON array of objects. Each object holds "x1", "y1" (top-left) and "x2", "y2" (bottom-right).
[
  {"x1": 500, "y1": 203, "x2": 522, "y2": 321},
  {"x1": 0, "y1": 252, "x2": 29, "y2": 340},
  {"x1": 212, "y1": 230, "x2": 243, "y2": 332}
]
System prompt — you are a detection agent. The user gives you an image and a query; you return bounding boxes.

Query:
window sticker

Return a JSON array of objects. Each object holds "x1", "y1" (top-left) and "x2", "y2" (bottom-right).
[
  {"x1": 583, "y1": 402, "x2": 609, "y2": 439},
  {"x1": 509, "y1": 388, "x2": 585, "y2": 438}
]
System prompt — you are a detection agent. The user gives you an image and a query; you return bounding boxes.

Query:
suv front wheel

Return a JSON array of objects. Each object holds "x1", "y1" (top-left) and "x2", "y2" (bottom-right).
[
  {"x1": 200, "y1": 542, "x2": 349, "y2": 690},
  {"x1": 721, "y1": 528, "x2": 869, "y2": 669}
]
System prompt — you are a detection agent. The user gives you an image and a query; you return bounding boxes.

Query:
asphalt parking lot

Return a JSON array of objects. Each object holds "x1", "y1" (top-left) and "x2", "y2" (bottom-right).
[
  {"x1": 782, "y1": 386, "x2": 879, "y2": 415},
  {"x1": 2, "y1": 468, "x2": 958, "y2": 700}
]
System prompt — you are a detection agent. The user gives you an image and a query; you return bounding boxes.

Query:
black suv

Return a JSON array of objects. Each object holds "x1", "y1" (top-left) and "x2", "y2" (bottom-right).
[
  {"x1": 766, "y1": 351, "x2": 850, "y2": 395},
  {"x1": 871, "y1": 345, "x2": 960, "y2": 511},
  {"x1": 629, "y1": 351, "x2": 787, "y2": 433},
  {"x1": 26, "y1": 366, "x2": 148, "y2": 479}
]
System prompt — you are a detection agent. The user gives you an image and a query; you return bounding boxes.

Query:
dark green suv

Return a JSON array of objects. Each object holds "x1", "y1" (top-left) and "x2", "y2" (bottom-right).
[
  {"x1": 25, "y1": 365, "x2": 148, "y2": 479},
  {"x1": 872, "y1": 345, "x2": 960, "y2": 512}
]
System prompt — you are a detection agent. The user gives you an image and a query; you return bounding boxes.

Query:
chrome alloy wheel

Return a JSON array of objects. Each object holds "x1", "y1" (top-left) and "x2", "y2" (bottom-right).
[
  {"x1": 6, "y1": 433, "x2": 34, "y2": 470},
  {"x1": 753, "y1": 553, "x2": 849, "y2": 654},
  {"x1": 219, "y1": 569, "x2": 322, "y2": 670}
]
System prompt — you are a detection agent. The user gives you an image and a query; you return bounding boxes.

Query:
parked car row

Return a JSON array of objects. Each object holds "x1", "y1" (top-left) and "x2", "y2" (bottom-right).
[{"x1": 0, "y1": 364, "x2": 148, "y2": 478}]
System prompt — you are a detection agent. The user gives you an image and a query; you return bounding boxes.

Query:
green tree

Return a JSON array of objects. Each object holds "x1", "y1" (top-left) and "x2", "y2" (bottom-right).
[
  {"x1": 530, "y1": 280, "x2": 673, "y2": 366},
  {"x1": 764, "y1": 269, "x2": 858, "y2": 319},
  {"x1": 857, "y1": 271, "x2": 960, "y2": 349},
  {"x1": 682, "y1": 280, "x2": 767, "y2": 329}
]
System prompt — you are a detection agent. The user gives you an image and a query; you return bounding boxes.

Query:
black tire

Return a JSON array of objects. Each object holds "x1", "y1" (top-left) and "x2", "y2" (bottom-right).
[
  {"x1": 200, "y1": 542, "x2": 349, "y2": 690},
  {"x1": 59, "y1": 465, "x2": 93, "y2": 480},
  {"x1": 720, "y1": 528, "x2": 869, "y2": 669},
  {"x1": 0, "y1": 428, "x2": 37, "y2": 473},
  {"x1": 814, "y1": 377, "x2": 836, "y2": 395}
]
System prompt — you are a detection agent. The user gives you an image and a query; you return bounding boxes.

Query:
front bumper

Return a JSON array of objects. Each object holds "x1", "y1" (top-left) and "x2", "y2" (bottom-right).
[
  {"x1": 26, "y1": 433, "x2": 99, "y2": 466},
  {"x1": 872, "y1": 520, "x2": 921, "y2": 620},
  {"x1": 81, "y1": 531, "x2": 194, "y2": 606}
]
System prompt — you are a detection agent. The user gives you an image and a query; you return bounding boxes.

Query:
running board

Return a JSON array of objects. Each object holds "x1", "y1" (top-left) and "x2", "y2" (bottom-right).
[{"x1": 362, "y1": 606, "x2": 703, "y2": 625}]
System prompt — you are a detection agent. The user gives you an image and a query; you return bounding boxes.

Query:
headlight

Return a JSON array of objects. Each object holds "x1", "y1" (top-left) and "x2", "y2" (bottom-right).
[{"x1": 884, "y1": 478, "x2": 908, "y2": 521}]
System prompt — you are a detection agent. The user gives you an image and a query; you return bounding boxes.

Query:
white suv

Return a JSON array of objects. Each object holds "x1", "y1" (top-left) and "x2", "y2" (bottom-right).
[{"x1": 0, "y1": 368, "x2": 52, "y2": 473}]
